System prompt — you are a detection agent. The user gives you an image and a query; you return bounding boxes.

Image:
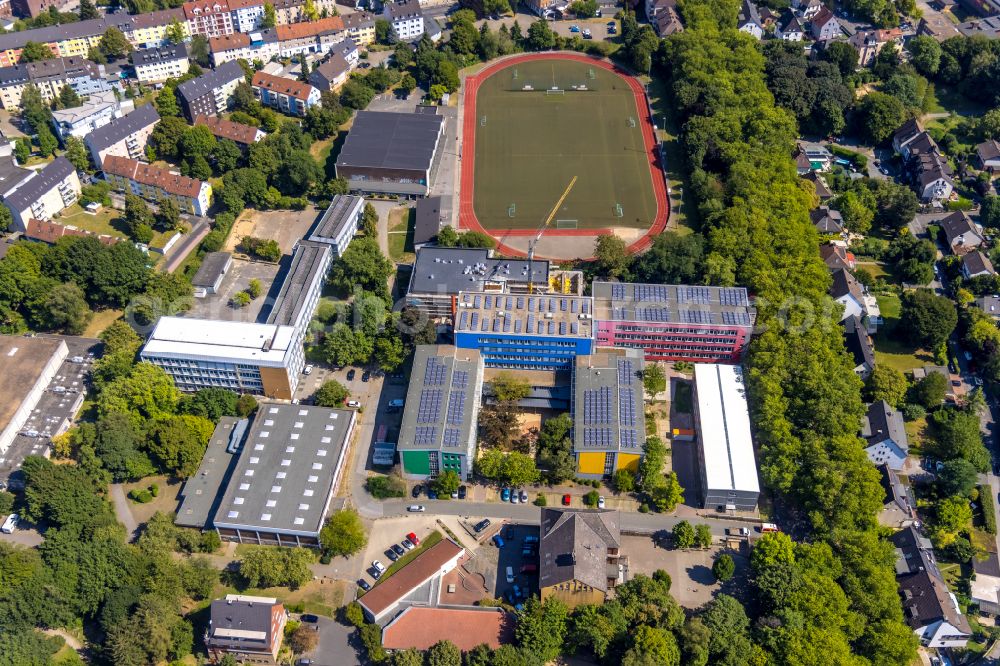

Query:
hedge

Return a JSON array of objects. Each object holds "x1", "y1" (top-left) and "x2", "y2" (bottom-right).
[{"x1": 981, "y1": 484, "x2": 997, "y2": 534}]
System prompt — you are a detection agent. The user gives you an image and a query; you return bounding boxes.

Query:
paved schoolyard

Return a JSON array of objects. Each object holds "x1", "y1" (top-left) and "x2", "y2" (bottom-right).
[{"x1": 226, "y1": 207, "x2": 323, "y2": 255}]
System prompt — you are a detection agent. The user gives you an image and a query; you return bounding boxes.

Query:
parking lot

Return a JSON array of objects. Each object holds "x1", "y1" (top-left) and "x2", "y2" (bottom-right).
[
  {"x1": 463, "y1": 522, "x2": 540, "y2": 606},
  {"x1": 0, "y1": 335, "x2": 100, "y2": 485},
  {"x1": 185, "y1": 257, "x2": 283, "y2": 322}
]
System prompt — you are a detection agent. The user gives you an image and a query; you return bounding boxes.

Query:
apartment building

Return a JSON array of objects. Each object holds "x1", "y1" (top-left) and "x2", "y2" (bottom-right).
[
  {"x1": 228, "y1": 0, "x2": 267, "y2": 32},
  {"x1": 113, "y1": 9, "x2": 189, "y2": 48},
  {"x1": 132, "y1": 43, "x2": 190, "y2": 85},
  {"x1": 205, "y1": 595, "x2": 286, "y2": 665},
  {"x1": 384, "y1": 0, "x2": 425, "y2": 41},
  {"x1": 183, "y1": 0, "x2": 235, "y2": 39},
  {"x1": 271, "y1": 0, "x2": 340, "y2": 25},
  {"x1": 309, "y1": 52, "x2": 352, "y2": 91},
  {"x1": 12, "y1": 0, "x2": 69, "y2": 19},
  {"x1": 102, "y1": 155, "x2": 212, "y2": 216},
  {"x1": 176, "y1": 59, "x2": 246, "y2": 120},
  {"x1": 50, "y1": 90, "x2": 129, "y2": 142},
  {"x1": 2, "y1": 156, "x2": 81, "y2": 232},
  {"x1": 0, "y1": 56, "x2": 118, "y2": 110},
  {"x1": 251, "y1": 71, "x2": 320, "y2": 117},
  {"x1": 140, "y1": 317, "x2": 304, "y2": 398},
  {"x1": 194, "y1": 114, "x2": 266, "y2": 148},
  {"x1": 85, "y1": 103, "x2": 160, "y2": 169},
  {"x1": 210, "y1": 20, "x2": 360, "y2": 64},
  {"x1": 591, "y1": 282, "x2": 755, "y2": 363},
  {"x1": 341, "y1": 10, "x2": 376, "y2": 45}
]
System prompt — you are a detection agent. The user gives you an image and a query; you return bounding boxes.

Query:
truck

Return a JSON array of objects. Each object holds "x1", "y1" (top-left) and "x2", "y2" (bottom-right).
[{"x1": 726, "y1": 527, "x2": 750, "y2": 536}]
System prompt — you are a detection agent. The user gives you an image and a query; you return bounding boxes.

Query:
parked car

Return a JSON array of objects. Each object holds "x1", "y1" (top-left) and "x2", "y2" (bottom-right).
[
  {"x1": 346, "y1": 400, "x2": 361, "y2": 408},
  {"x1": 519, "y1": 490, "x2": 528, "y2": 503},
  {"x1": 597, "y1": 496, "x2": 605, "y2": 509},
  {"x1": 401, "y1": 538, "x2": 415, "y2": 550},
  {"x1": 357, "y1": 579, "x2": 371, "y2": 591},
  {"x1": 347, "y1": 369, "x2": 356, "y2": 380},
  {"x1": 726, "y1": 527, "x2": 750, "y2": 536},
  {"x1": 412, "y1": 484, "x2": 423, "y2": 498},
  {"x1": 392, "y1": 544, "x2": 405, "y2": 556},
  {"x1": 385, "y1": 549, "x2": 399, "y2": 562},
  {"x1": 509, "y1": 491, "x2": 519, "y2": 504},
  {"x1": 492, "y1": 534, "x2": 505, "y2": 548},
  {"x1": 562, "y1": 494, "x2": 571, "y2": 505},
  {"x1": 1, "y1": 514, "x2": 17, "y2": 534},
  {"x1": 303, "y1": 365, "x2": 314, "y2": 375},
  {"x1": 407, "y1": 532, "x2": 420, "y2": 546},
  {"x1": 501, "y1": 487, "x2": 511, "y2": 502},
  {"x1": 373, "y1": 560, "x2": 386, "y2": 573},
  {"x1": 583, "y1": 29, "x2": 592, "y2": 39},
  {"x1": 569, "y1": 24, "x2": 580, "y2": 32},
  {"x1": 523, "y1": 535, "x2": 539, "y2": 544},
  {"x1": 428, "y1": 488, "x2": 438, "y2": 499},
  {"x1": 474, "y1": 519, "x2": 491, "y2": 533},
  {"x1": 458, "y1": 485, "x2": 467, "y2": 499},
  {"x1": 362, "y1": 371, "x2": 371, "y2": 382},
  {"x1": 300, "y1": 614, "x2": 318, "y2": 623},
  {"x1": 521, "y1": 564, "x2": 537, "y2": 574},
  {"x1": 407, "y1": 505, "x2": 426, "y2": 512},
  {"x1": 369, "y1": 567, "x2": 382, "y2": 580},
  {"x1": 506, "y1": 566, "x2": 515, "y2": 583}
]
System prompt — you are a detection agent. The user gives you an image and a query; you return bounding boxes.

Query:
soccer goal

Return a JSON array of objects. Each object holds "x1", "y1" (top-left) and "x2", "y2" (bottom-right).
[
  {"x1": 613, "y1": 203, "x2": 623, "y2": 218},
  {"x1": 628, "y1": 117, "x2": 636, "y2": 128},
  {"x1": 546, "y1": 88, "x2": 565, "y2": 95},
  {"x1": 481, "y1": 115, "x2": 487, "y2": 126},
  {"x1": 556, "y1": 219, "x2": 578, "y2": 229},
  {"x1": 508, "y1": 203, "x2": 516, "y2": 218}
]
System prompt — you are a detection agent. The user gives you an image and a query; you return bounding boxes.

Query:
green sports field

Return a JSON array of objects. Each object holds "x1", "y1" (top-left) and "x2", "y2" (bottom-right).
[{"x1": 471, "y1": 59, "x2": 658, "y2": 231}]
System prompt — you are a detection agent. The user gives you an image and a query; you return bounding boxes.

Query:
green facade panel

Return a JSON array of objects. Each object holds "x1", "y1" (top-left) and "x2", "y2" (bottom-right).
[{"x1": 402, "y1": 450, "x2": 431, "y2": 476}]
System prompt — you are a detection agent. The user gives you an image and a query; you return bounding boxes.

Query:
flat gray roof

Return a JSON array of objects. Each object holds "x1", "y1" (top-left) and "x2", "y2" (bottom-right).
[
  {"x1": 454, "y1": 292, "x2": 594, "y2": 339},
  {"x1": 572, "y1": 348, "x2": 645, "y2": 453},
  {"x1": 85, "y1": 104, "x2": 160, "y2": 155},
  {"x1": 175, "y1": 416, "x2": 243, "y2": 528},
  {"x1": 265, "y1": 241, "x2": 331, "y2": 328},
  {"x1": 336, "y1": 110, "x2": 443, "y2": 172},
  {"x1": 413, "y1": 196, "x2": 442, "y2": 246},
  {"x1": 591, "y1": 281, "x2": 754, "y2": 327},
  {"x1": 0, "y1": 335, "x2": 66, "y2": 436},
  {"x1": 177, "y1": 60, "x2": 245, "y2": 103},
  {"x1": 192, "y1": 251, "x2": 231, "y2": 288},
  {"x1": 212, "y1": 403, "x2": 355, "y2": 537},
  {"x1": 398, "y1": 345, "x2": 482, "y2": 453},
  {"x1": 310, "y1": 194, "x2": 363, "y2": 242},
  {"x1": 133, "y1": 42, "x2": 188, "y2": 66},
  {"x1": 408, "y1": 247, "x2": 549, "y2": 296}
]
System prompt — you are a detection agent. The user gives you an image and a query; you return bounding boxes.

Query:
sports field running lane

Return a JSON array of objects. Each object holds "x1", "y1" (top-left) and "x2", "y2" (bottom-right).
[{"x1": 459, "y1": 52, "x2": 668, "y2": 258}]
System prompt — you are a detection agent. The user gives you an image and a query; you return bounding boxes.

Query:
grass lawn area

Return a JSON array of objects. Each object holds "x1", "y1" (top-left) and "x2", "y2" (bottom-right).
[
  {"x1": 904, "y1": 416, "x2": 928, "y2": 457},
  {"x1": 57, "y1": 204, "x2": 124, "y2": 237},
  {"x1": 369, "y1": 530, "x2": 443, "y2": 590},
  {"x1": 51, "y1": 645, "x2": 84, "y2": 666},
  {"x1": 934, "y1": 87, "x2": 988, "y2": 117},
  {"x1": 874, "y1": 335, "x2": 935, "y2": 374},
  {"x1": 876, "y1": 294, "x2": 901, "y2": 321},
  {"x1": 858, "y1": 261, "x2": 891, "y2": 282},
  {"x1": 211, "y1": 577, "x2": 346, "y2": 618},
  {"x1": 81, "y1": 308, "x2": 123, "y2": 338},
  {"x1": 644, "y1": 74, "x2": 696, "y2": 235},
  {"x1": 388, "y1": 207, "x2": 415, "y2": 263},
  {"x1": 311, "y1": 136, "x2": 334, "y2": 162}
]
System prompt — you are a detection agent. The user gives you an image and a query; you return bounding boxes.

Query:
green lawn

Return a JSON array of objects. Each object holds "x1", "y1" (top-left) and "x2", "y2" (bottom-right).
[
  {"x1": 858, "y1": 261, "x2": 891, "y2": 282},
  {"x1": 645, "y1": 74, "x2": 697, "y2": 235},
  {"x1": 56, "y1": 204, "x2": 176, "y2": 248},
  {"x1": 368, "y1": 530, "x2": 443, "y2": 591},
  {"x1": 874, "y1": 335, "x2": 934, "y2": 374},
  {"x1": 904, "y1": 417, "x2": 928, "y2": 457},
  {"x1": 472, "y1": 58, "x2": 657, "y2": 231},
  {"x1": 876, "y1": 294, "x2": 901, "y2": 321},
  {"x1": 388, "y1": 207, "x2": 415, "y2": 263}
]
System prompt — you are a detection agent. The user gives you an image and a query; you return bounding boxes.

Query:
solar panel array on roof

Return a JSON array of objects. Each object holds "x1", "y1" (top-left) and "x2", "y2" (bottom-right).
[
  {"x1": 459, "y1": 311, "x2": 468, "y2": 329},
  {"x1": 678, "y1": 286, "x2": 712, "y2": 305},
  {"x1": 452, "y1": 370, "x2": 469, "y2": 389},
  {"x1": 721, "y1": 311, "x2": 752, "y2": 326},
  {"x1": 425, "y1": 357, "x2": 447, "y2": 386},
  {"x1": 442, "y1": 428, "x2": 460, "y2": 447},
  {"x1": 636, "y1": 307, "x2": 672, "y2": 322},
  {"x1": 446, "y1": 391, "x2": 466, "y2": 425},
  {"x1": 584, "y1": 428, "x2": 614, "y2": 447},
  {"x1": 681, "y1": 310, "x2": 716, "y2": 324},
  {"x1": 417, "y1": 389, "x2": 443, "y2": 423},
  {"x1": 618, "y1": 359, "x2": 634, "y2": 385},
  {"x1": 583, "y1": 386, "x2": 613, "y2": 425},
  {"x1": 719, "y1": 288, "x2": 749, "y2": 307},
  {"x1": 621, "y1": 429, "x2": 639, "y2": 448},
  {"x1": 414, "y1": 426, "x2": 436, "y2": 445},
  {"x1": 619, "y1": 391, "x2": 636, "y2": 427},
  {"x1": 611, "y1": 283, "x2": 627, "y2": 299},
  {"x1": 635, "y1": 284, "x2": 670, "y2": 302}
]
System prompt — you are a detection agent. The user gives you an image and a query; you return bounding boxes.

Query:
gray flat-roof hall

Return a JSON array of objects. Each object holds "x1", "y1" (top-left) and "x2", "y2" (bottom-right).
[{"x1": 335, "y1": 109, "x2": 445, "y2": 196}]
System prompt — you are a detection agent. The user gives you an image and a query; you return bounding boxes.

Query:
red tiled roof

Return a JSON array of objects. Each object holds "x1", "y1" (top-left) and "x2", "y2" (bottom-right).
[
  {"x1": 358, "y1": 539, "x2": 464, "y2": 617},
  {"x1": 382, "y1": 608, "x2": 513, "y2": 652},
  {"x1": 252, "y1": 71, "x2": 316, "y2": 101},
  {"x1": 103, "y1": 155, "x2": 205, "y2": 199},
  {"x1": 183, "y1": 0, "x2": 231, "y2": 19},
  {"x1": 25, "y1": 218, "x2": 118, "y2": 245},
  {"x1": 227, "y1": 0, "x2": 264, "y2": 9},
  {"x1": 195, "y1": 114, "x2": 263, "y2": 145},
  {"x1": 275, "y1": 16, "x2": 344, "y2": 40},
  {"x1": 210, "y1": 33, "x2": 250, "y2": 52}
]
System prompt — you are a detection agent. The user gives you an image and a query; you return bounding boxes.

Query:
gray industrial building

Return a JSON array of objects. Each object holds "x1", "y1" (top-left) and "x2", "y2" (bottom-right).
[{"x1": 177, "y1": 403, "x2": 356, "y2": 547}]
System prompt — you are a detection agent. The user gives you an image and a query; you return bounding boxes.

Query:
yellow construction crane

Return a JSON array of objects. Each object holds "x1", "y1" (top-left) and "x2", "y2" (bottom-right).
[{"x1": 528, "y1": 176, "x2": 577, "y2": 293}]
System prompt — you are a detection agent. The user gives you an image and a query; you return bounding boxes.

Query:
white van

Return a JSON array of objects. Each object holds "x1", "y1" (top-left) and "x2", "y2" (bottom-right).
[{"x1": 1, "y1": 513, "x2": 18, "y2": 534}]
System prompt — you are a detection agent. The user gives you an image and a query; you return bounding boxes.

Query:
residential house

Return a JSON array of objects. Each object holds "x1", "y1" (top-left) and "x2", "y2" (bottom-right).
[
  {"x1": 50, "y1": 90, "x2": 129, "y2": 142},
  {"x1": 650, "y1": 0, "x2": 684, "y2": 36},
  {"x1": 892, "y1": 118, "x2": 925, "y2": 157},
  {"x1": 820, "y1": 243, "x2": 855, "y2": 272},
  {"x1": 176, "y1": 60, "x2": 246, "y2": 120},
  {"x1": 384, "y1": 0, "x2": 424, "y2": 42},
  {"x1": 940, "y1": 211, "x2": 985, "y2": 255},
  {"x1": 132, "y1": 43, "x2": 190, "y2": 85},
  {"x1": 103, "y1": 155, "x2": 212, "y2": 216},
  {"x1": 309, "y1": 52, "x2": 352, "y2": 92},
  {"x1": 0, "y1": 56, "x2": 119, "y2": 110},
  {"x1": 194, "y1": 114, "x2": 265, "y2": 148},
  {"x1": 862, "y1": 400, "x2": 909, "y2": 470},
  {"x1": 794, "y1": 0, "x2": 823, "y2": 18},
  {"x1": 878, "y1": 463, "x2": 916, "y2": 528},
  {"x1": 958, "y1": 15, "x2": 1000, "y2": 38},
  {"x1": 228, "y1": 0, "x2": 266, "y2": 32},
  {"x1": 799, "y1": 142, "x2": 833, "y2": 171},
  {"x1": 776, "y1": 12, "x2": 804, "y2": 40},
  {"x1": 737, "y1": 0, "x2": 764, "y2": 38},
  {"x1": 271, "y1": 0, "x2": 342, "y2": 26},
  {"x1": 539, "y1": 508, "x2": 623, "y2": 610},
  {"x1": 114, "y1": 9, "x2": 189, "y2": 49},
  {"x1": 976, "y1": 139, "x2": 1000, "y2": 171},
  {"x1": 976, "y1": 295, "x2": 1000, "y2": 320},
  {"x1": 962, "y1": 250, "x2": 995, "y2": 279},
  {"x1": 2, "y1": 156, "x2": 80, "y2": 232},
  {"x1": 844, "y1": 316, "x2": 875, "y2": 379},
  {"x1": 805, "y1": 171, "x2": 834, "y2": 201},
  {"x1": 24, "y1": 218, "x2": 118, "y2": 245},
  {"x1": 891, "y1": 526, "x2": 971, "y2": 648},
  {"x1": 830, "y1": 268, "x2": 880, "y2": 329},
  {"x1": 810, "y1": 7, "x2": 840, "y2": 41},
  {"x1": 251, "y1": 71, "x2": 320, "y2": 117},
  {"x1": 381, "y1": 608, "x2": 513, "y2": 652},
  {"x1": 183, "y1": 0, "x2": 235, "y2": 39},
  {"x1": 893, "y1": 120, "x2": 955, "y2": 202},
  {"x1": 341, "y1": 11, "x2": 376, "y2": 46},
  {"x1": 811, "y1": 206, "x2": 844, "y2": 234},
  {"x1": 85, "y1": 103, "x2": 160, "y2": 169},
  {"x1": 972, "y1": 552, "x2": 1000, "y2": 616},
  {"x1": 205, "y1": 595, "x2": 286, "y2": 665},
  {"x1": 849, "y1": 28, "x2": 902, "y2": 66},
  {"x1": 0, "y1": 153, "x2": 35, "y2": 199}
]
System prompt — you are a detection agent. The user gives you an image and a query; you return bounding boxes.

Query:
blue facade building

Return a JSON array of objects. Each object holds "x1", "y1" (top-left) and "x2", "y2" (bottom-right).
[{"x1": 453, "y1": 291, "x2": 595, "y2": 369}]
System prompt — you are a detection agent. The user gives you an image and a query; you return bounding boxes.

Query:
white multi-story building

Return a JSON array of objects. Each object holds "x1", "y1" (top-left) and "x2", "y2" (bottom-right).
[
  {"x1": 228, "y1": 0, "x2": 266, "y2": 32},
  {"x1": 308, "y1": 194, "x2": 362, "y2": 257},
  {"x1": 84, "y1": 103, "x2": 160, "y2": 169},
  {"x1": 132, "y1": 43, "x2": 190, "y2": 85},
  {"x1": 251, "y1": 71, "x2": 320, "y2": 117},
  {"x1": 384, "y1": 0, "x2": 424, "y2": 41},
  {"x1": 50, "y1": 90, "x2": 130, "y2": 142},
  {"x1": 141, "y1": 318, "x2": 304, "y2": 399},
  {"x1": 3, "y1": 157, "x2": 81, "y2": 232},
  {"x1": 183, "y1": 0, "x2": 235, "y2": 39}
]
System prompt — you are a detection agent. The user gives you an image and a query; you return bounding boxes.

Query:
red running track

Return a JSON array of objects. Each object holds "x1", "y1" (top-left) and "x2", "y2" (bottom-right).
[{"x1": 459, "y1": 52, "x2": 669, "y2": 259}]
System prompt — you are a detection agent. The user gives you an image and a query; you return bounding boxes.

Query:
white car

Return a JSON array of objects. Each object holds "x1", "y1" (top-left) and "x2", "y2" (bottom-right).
[
  {"x1": 304, "y1": 365, "x2": 314, "y2": 375},
  {"x1": 506, "y1": 566, "x2": 515, "y2": 583},
  {"x1": 1, "y1": 513, "x2": 17, "y2": 534},
  {"x1": 597, "y1": 496, "x2": 606, "y2": 509},
  {"x1": 372, "y1": 560, "x2": 386, "y2": 573},
  {"x1": 407, "y1": 505, "x2": 426, "y2": 512},
  {"x1": 346, "y1": 400, "x2": 361, "y2": 408}
]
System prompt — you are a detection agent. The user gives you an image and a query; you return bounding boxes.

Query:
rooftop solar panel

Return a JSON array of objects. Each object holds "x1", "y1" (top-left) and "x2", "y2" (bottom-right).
[
  {"x1": 583, "y1": 386, "x2": 613, "y2": 425},
  {"x1": 442, "y1": 428, "x2": 460, "y2": 447},
  {"x1": 611, "y1": 283, "x2": 627, "y2": 300},
  {"x1": 620, "y1": 429, "x2": 639, "y2": 448},
  {"x1": 618, "y1": 359, "x2": 634, "y2": 385},
  {"x1": 485, "y1": 295, "x2": 493, "y2": 309},
  {"x1": 452, "y1": 370, "x2": 469, "y2": 389},
  {"x1": 681, "y1": 309, "x2": 715, "y2": 324},
  {"x1": 446, "y1": 391, "x2": 466, "y2": 425},
  {"x1": 417, "y1": 389, "x2": 443, "y2": 423},
  {"x1": 721, "y1": 311, "x2": 752, "y2": 326},
  {"x1": 459, "y1": 311, "x2": 468, "y2": 330},
  {"x1": 470, "y1": 312, "x2": 479, "y2": 330},
  {"x1": 424, "y1": 358, "x2": 447, "y2": 386},
  {"x1": 414, "y1": 426, "x2": 436, "y2": 445},
  {"x1": 515, "y1": 319, "x2": 522, "y2": 333}
]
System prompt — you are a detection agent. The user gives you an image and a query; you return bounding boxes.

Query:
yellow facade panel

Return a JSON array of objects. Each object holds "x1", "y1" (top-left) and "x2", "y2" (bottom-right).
[
  {"x1": 577, "y1": 452, "x2": 605, "y2": 475},
  {"x1": 616, "y1": 453, "x2": 640, "y2": 472}
]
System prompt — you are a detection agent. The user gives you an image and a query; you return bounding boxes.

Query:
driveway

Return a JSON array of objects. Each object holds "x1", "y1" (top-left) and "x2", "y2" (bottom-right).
[
  {"x1": 110, "y1": 484, "x2": 139, "y2": 541},
  {"x1": 305, "y1": 616, "x2": 361, "y2": 666}
]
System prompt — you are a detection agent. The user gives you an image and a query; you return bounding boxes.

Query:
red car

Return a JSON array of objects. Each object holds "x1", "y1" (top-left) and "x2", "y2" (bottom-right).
[
  {"x1": 407, "y1": 532, "x2": 420, "y2": 546},
  {"x1": 562, "y1": 494, "x2": 571, "y2": 506}
]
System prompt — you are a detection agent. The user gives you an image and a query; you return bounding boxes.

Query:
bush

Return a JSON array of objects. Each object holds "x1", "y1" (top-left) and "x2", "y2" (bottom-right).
[
  {"x1": 901, "y1": 403, "x2": 927, "y2": 421},
  {"x1": 366, "y1": 475, "x2": 406, "y2": 499},
  {"x1": 534, "y1": 493, "x2": 547, "y2": 506},
  {"x1": 713, "y1": 553, "x2": 736, "y2": 582},
  {"x1": 583, "y1": 490, "x2": 600, "y2": 507},
  {"x1": 652, "y1": 569, "x2": 671, "y2": 589},
  {"x1": 200, "y1": 530, "x2": 222, "y2": 552},
  {"x1": 638, "y1": 503, "x2": 650, "y2": 513},
  {"x1": 948, "y1": 197, "x2": 974, "y2": 211},
  {"x1": 981, "y1": 484, "x2": 997, "y2": 535},
  {"x1": 129, "y1": 489, "x2": 153, "y2": 503},
  {"x1": 591, "y1": 479, "x2": 601, "y2": 488},
  {"x1": 150, "y1": 483, "x2": 159, "y2": 497}
]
